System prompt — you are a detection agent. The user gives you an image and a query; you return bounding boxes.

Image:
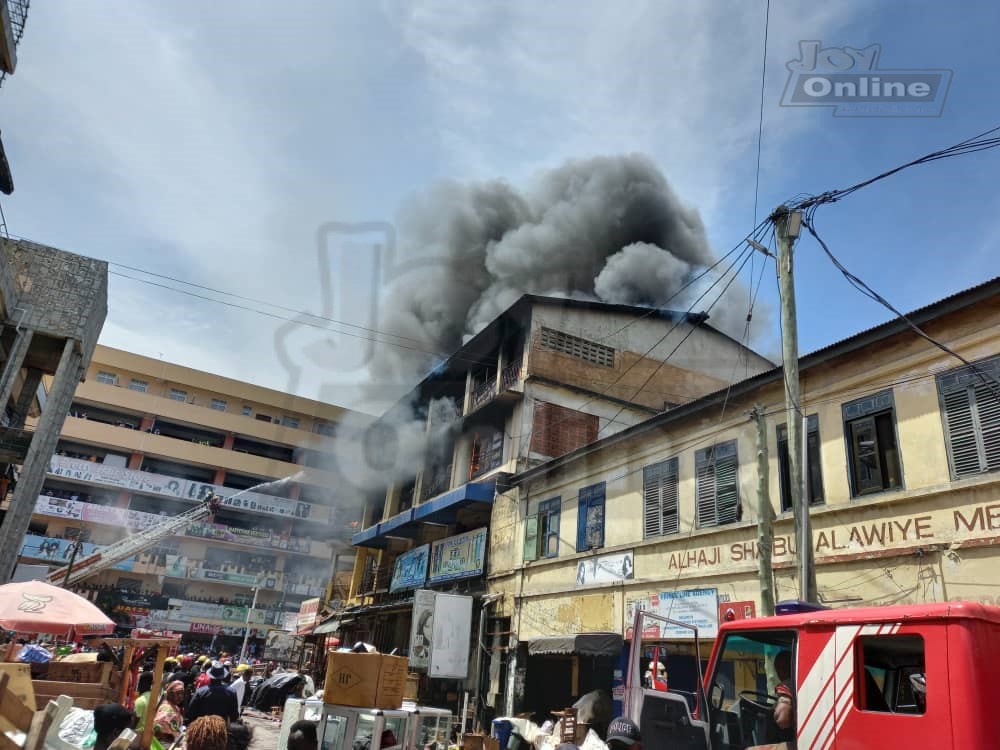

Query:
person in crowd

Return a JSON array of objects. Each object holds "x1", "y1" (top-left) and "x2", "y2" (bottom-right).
[
  {"x1": 132, "y1": 672, "x2": 155, "y2": 733},
  {"x1": 153, "y1": 680, "x2": 186, "y2": 745},
  {"x1": 186, "y1": 715, "x2": 228, "y2": 750},
  {"x1": 162, "y1": 657, "x2": 179, "y2": 689},
  {"x1": 230, "y1": 664, "x2": 250, "y2": 709},
  {"x1": 195, "y1": 658, "x2": 213, "y2": 689},
  {"x1": 92, "y1": 703, "x2": 135, "y2": 750},
  {"x1": 226, "y1": 721, "x2": 253, "y2": 750},
  {"x1": 287, "y1": 720, "x2": 318, "y2": 750},
  {"x1": 187, "y1": 661, "x2": 239, "y2": 724},
  {"x1": 298, "y1": 669, "x2": 315, "y2": 698},
  {"x1": 171, "y1": 655, "x2": 197, "y2": 704},
  {"x1": 606, "y1": 716, "x2": 641, "y2": 750}
]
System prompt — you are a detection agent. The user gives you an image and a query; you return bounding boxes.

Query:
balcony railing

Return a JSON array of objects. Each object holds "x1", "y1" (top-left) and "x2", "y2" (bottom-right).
[
  {"x1": 471, "y1": 378, "x2": 497, "y2": 410},
  {"x1": 469, "y1": 360, "x2": 523, "y2": 413},
  {"x1": 359, "y1": 562, "x2": 393, "y2": 595},
  {"x1": 501, "y1": 359, "x2": 523, "y2": 391}
]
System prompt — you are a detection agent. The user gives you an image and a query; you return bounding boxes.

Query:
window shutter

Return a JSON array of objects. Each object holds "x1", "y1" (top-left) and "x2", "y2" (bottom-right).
[
  {"x1": 942, "y1": 387, "x2": 981, "y2": 476},
  {"x1": 695, "y1": 459, "x2": 717, "y2": 527},
  {"x1": 643, "y1": 467, "x2": 662, "y2": 537},
  {"x1": 661, "y1": 465, "x2": 679, "y2": 534},
  {"x1": 590, "y1": 486, "x2": 605, "y2": 549},
  {"x1": 850, "y1": 416, "x2": 883, "y2": 494},
  {"x1": 576, "y1": 497, "x2": 588, "y2": 552},
  {"x1": 973, "y1": 382, "x2": 1000, "y2": 471},
  {"x1": 715, "y1": 454, "x2": 740, "y2": 524},
  {"x1": 523, "y1": 514, "x2": 539, "y2": 562},
  {"x1": 644, "y1": 460, "x2": 678, "y2": 537}
]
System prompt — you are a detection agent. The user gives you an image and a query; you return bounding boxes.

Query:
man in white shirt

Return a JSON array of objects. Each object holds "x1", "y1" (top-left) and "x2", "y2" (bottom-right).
[{"x1": 231, "y1": 664, "x2": 250, "y2": 710}]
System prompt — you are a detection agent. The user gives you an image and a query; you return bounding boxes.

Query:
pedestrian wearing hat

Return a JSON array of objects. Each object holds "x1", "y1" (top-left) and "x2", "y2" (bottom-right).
[
  {"x1": 230, "y1": 664, "x2": 251, "y2": 710},
  {"x1": 606, "y1": 717, "x2": 641, "y2": 750},
  {"x1": 186, "y1": 661, "x2": 239, "y2": 724}
]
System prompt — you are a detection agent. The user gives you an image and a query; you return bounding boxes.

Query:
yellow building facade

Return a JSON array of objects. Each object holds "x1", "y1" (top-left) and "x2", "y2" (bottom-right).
[{"x1": 488, "y1": 279, "x2": 1000, "y2": 715}]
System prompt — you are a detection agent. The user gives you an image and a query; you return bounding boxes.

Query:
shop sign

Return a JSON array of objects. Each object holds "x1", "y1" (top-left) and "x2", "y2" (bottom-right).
[
  {"x1": 48, "y1": 455, "x2": 330, "y2": 522},
  {"x1": 296, "y1": 598, "x2": 320, "y2": 633},
  {"x1": 427, "y1": 527, "x2": 486, "y2": 584},
  {"x1": 390, "y1": 544, "x2": 429, "y2": 592},
  {"x1": 576, "y1": 551, "x2": 634, "y2": 586},
  {"x1": 626, "y1": 588, "x2": 720, "y2": 640},
  {"x1": 409, "y1": 589, "x2": 436, "y2": 671},
  {"x1": 35, "y1": 495, "x2": 84, "y2": 520}
]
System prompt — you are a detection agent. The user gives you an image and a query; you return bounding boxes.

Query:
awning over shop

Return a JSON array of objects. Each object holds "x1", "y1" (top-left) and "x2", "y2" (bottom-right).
[
  {"x1": 412, "y1": 480, "x2": 496, "y2": 524},
  {"x1": 313, "y1": 618, "x2": 341, "y2": 635},
  {"x1": 528, "y1": 632, "x2": 624, "y2": 657},
  {"x1": 352, "y1": 480, "x2": 497, "y2": 548}
]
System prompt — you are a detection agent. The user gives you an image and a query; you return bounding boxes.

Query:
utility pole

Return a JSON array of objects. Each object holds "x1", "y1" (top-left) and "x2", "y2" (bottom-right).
[
  {"x1": 774, "y1": 206, "x2": 817, "y2": 602},
  {"x1": 752, "y1": 406, "x2": 775, "y2": 616}
]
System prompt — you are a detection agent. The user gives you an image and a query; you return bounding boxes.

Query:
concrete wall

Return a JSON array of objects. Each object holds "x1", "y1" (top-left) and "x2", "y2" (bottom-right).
[{"x1": 489, "y1": 294, "x2": 1000, "y2": 635}]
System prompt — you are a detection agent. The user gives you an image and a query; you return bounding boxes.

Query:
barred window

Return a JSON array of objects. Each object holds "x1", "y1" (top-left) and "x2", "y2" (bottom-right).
[{"x1": 539, "y1": 327, "x2": 615, "y2": 367}]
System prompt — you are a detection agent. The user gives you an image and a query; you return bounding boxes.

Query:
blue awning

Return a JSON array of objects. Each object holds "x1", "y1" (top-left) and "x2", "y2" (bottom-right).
[
  {"x1": 352, "y1": 481, "x2": 496, "y2": 548},
  {"x1": 351, "y1": 523, "x2": 387, "y2": 549},
  {"x1": 412, "y1": 480, "x2": 496, "y2": 524},
  {"x1": 378, "y1": 508, "x2": 418, "y2": 537},
  {"x1": 351, "y1": 523, "x2": 388, "y2": 549}
]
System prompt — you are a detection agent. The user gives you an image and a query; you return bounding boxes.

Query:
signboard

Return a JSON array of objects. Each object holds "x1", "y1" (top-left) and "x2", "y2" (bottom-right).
[
  {"x1": 35, "y1": 495, "x2": 84, "y2": 520},
  {"x1": 48, "y1": 455, "x2": 331, "y2": 522},
  {"x1": 20, "y1": 535, "x2": 134, "y2": 571},
  {"x1": 576, "y1": 551, "x2": 634, "y2": 586},
  {"x1": 626, "y1": 588, "x2": 720, "y2": 640},
  {"x1": 390, "y1": 544, "x2": 429, "y2": 592},
  {"x1": 719, "y1": 600, "x2": 756, "y2": 623},
  {"x1": 428, "y1": 527, "x2": 486, "y2": 584},
  {"x1": 409, "y1": 589, "x2": 436, "y2": 671},
  {"x1": 296, "y1": 598, "x2": 320, "y2": 634},
  {"x1": 264, "y1": 630, "x2": 303, "y2": 663},
  {"x1": 429, "y1": 593, "x2": 473, "y2": 679}
]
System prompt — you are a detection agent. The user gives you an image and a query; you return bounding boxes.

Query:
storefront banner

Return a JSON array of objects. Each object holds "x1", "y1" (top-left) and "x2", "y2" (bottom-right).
[
  {"x1": 409, "y1": 589, "x2": 436, "y2": 671},
  {"x1": 35, "y1": 495, "x2": 84, "y2": 520},
  {"x1": 390, "y1": 543, "x2": 429, "y2": 592},
  {"x1": 264, "y1": 630, "x2": 302, "y2": 662},
  {"x1": 189, "y1": 622, "x2": 222, "y2": 635},
  {"x1": 20, "y1": 534, "x2": 134, "y2": 571},
  {"x1": 282, "y1": 613, "x2": 299, "y2": 632},
  {"x1": 48, "y1": 455, "x2": 331, "y2": 522},
  {"x1": 165, "y1": 598, "x2": 249, "y2": 624},
  {"x1": 626, "y1": 588, "x2": 720, "y2": 640},
  {"x1": 576, "y1": 551, "x2": 634, "y2": 586},
  {"x1": 428, "y1": 528, "x2": 487, "y2": 584},
  {"x1": 296, "y1": 598, "x2": 320, "y2": 633},
  {"x1": 429, "y1": 593, "x2": 473, "y2": 679}
]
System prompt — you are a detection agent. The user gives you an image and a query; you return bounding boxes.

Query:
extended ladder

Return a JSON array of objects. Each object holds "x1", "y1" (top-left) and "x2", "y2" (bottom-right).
[{"x1": 46, "y1": 495, "x2": 222, "y2": 587}]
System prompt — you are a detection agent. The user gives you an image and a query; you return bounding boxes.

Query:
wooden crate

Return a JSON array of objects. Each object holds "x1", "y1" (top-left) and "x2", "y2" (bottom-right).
[
  {"x1": 32, "y1": 680, "x2": 116, "y2": 710},
  {"x1": 46, "y1": 661, "x2": 112, "y2": 685}
]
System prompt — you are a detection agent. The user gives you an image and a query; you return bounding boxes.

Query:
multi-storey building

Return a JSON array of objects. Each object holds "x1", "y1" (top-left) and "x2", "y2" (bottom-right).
[
  {"x1": 344, "y1": 294, "x2": 773, "y2": 712},
  {"x1": 487, "y1": 277, "x2": 1000, "y2": 721},
  {"x1": 14, "y1": 344, "x2": 361, "y2": 652}
]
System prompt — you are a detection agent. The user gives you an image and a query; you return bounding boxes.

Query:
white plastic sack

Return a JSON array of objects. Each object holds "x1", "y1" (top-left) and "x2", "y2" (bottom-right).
[{"x1": 54, "y1": 707, "x2": 95, "y2": 750}]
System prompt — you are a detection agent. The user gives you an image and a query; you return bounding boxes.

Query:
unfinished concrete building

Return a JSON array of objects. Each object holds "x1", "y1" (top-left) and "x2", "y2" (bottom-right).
[{"x1": 0, "y1": 237, "x2": 108, "y2": 582}]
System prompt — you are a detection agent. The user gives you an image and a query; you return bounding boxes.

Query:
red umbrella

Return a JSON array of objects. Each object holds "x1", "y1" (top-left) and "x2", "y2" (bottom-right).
[{"x1": 0, "y1": 580, "x2": 114, "y2": 638}]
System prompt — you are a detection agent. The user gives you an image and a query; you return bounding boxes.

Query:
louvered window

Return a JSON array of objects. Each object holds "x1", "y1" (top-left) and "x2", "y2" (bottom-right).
[
  {"x1": 776, "y1": 415, "x2": 824, "y2": 512},
  {"x1": 936, "y1": 355, "x2": 1000, "y2": 478},
  {"x1": 643, "y1": 458, "x2": 679, "y2": 538},
  {"x1": 695, "y1": 441, "x2": 740, "y2": 527},
  {"x1": 576, "y1": 483, "x2": 606, "y2": 552},
  {"x1": 524, "y1": 497, "x2": 561, "y2": 562},
  {"x1": 539, "y1": 327, "x2": 615, "y2": 367}
]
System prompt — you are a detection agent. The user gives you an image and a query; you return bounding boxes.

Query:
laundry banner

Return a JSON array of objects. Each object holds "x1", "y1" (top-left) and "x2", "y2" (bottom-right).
[
  {"x1": 428, "y1": 527, "x2": 487, "y2": 584},
  {"x1": 48, "y1": 455, "x2": 331, "y2": 522},
  {"x1": 390, "y1": 543, "x2": 430, "y2": 592}
]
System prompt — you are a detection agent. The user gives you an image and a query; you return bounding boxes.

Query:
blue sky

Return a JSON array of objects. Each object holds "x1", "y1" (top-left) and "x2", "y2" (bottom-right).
[{"x1": 3, "y1": 1, "x2": 998, "y2": 411}]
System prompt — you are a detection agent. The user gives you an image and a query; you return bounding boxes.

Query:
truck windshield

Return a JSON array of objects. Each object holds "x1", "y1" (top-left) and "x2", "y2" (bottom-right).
[{"x1": 707, "y1": 630, "x2": 797, "y2": 749}]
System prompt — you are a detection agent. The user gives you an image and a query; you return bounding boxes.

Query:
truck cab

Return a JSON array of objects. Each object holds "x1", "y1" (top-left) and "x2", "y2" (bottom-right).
[{"x1": 637, "y1": 600, "x2": 1000, "y2": 749}]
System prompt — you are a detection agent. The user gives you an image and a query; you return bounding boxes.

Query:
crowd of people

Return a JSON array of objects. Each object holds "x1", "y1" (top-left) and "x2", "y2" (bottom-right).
[{"x1": 82, "y1": 651, "x2": 321, "y2": 750}]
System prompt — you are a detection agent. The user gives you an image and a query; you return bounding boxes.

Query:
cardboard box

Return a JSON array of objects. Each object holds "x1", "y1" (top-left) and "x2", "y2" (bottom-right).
[
  {"x1": 376, "y1": 654, "x2": 407, "y2": 709},
  {"x1": 324, "y1": 652, "x2": 408, "y2": 709}
]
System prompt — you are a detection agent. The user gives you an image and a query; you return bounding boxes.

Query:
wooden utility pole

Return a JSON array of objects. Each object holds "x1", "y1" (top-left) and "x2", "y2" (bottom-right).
[
  {"x1": 752, "y1": 406, "x2": 775, "y2": 616},
  {"x1": 774, "y1": 206, "x2": 817, "y2": 602}
]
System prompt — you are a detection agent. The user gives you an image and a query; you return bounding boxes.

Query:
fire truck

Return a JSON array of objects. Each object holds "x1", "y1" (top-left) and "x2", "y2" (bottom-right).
[{"x1": 626, "y1": 600, "x2": 999, "y2": 749}]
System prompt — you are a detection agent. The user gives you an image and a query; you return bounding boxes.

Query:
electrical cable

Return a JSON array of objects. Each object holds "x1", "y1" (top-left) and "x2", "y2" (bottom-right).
[{"x1": 800, "y1": 214, "x2": 1000, "y2": 401}]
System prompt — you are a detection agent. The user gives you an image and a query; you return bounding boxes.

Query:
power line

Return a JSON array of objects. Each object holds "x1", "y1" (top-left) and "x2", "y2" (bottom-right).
[
  {"x1": 752, "y1": 0, "x2": 771, "y2": 229},
  {"x1": 799, "y1": 214, "x2": 1000, "y2": 401}
]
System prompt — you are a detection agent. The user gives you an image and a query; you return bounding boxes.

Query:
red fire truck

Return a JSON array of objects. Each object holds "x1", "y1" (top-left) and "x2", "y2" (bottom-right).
[{"x1": 626, "y1": 600, "x2": 999, "y2": 749}]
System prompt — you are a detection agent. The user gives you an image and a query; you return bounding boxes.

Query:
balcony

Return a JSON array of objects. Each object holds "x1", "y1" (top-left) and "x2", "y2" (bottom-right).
[
  {"x1": 358, "y1": 560, "x2": 393, "y2": 595},
  {"x1": 465, "y1": 359, "x2": 523, "y2": 416},
  {"x1": 0, "y1": 426, "x2": 33, "y2": 462}
]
